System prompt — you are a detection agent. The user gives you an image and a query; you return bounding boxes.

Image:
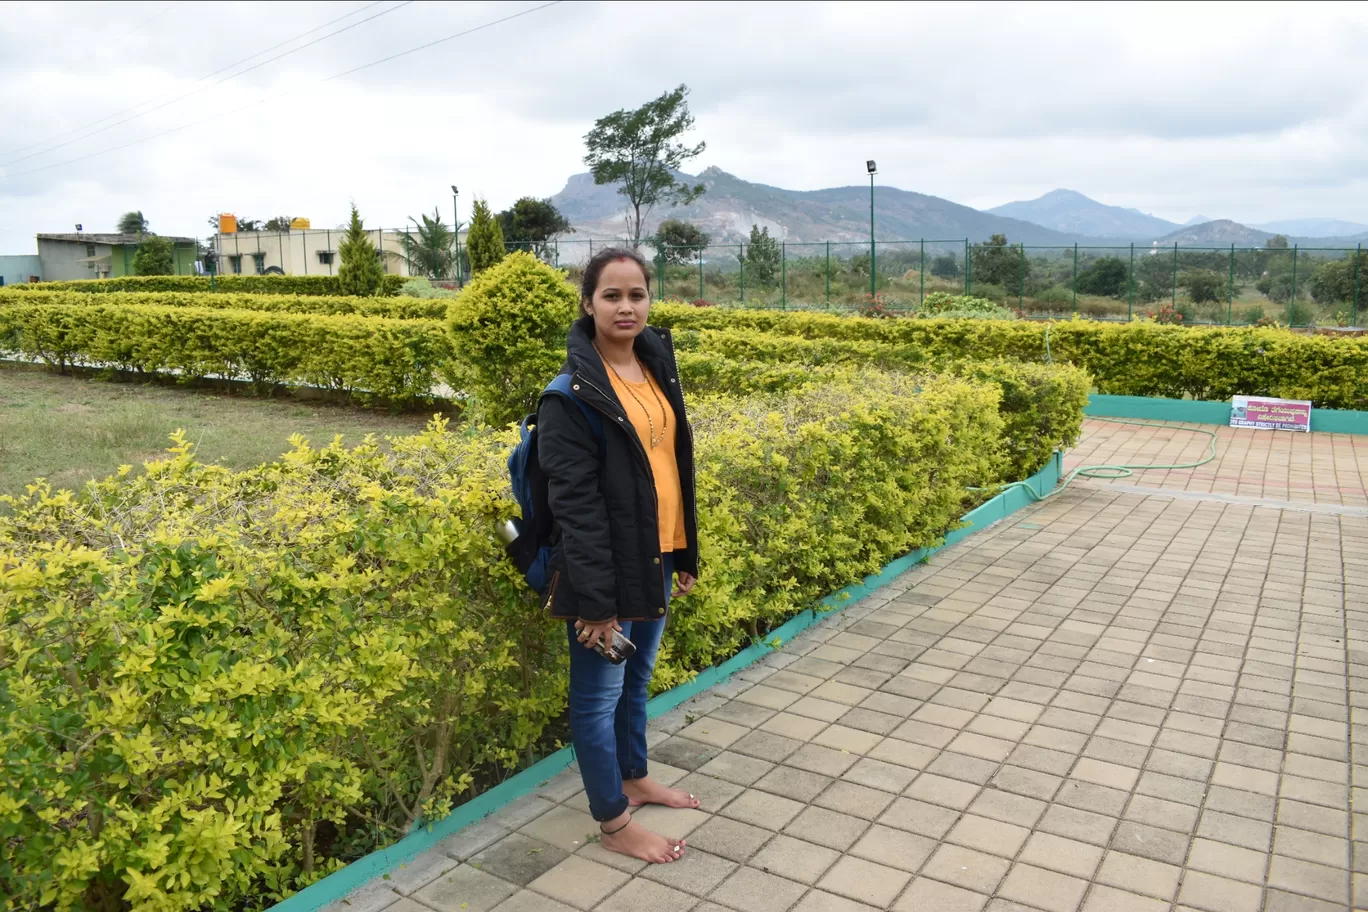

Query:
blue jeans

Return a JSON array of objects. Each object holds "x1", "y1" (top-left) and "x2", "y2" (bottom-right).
[{"x1": 567, "y1": 552, "x2": 674, "y2": 822}]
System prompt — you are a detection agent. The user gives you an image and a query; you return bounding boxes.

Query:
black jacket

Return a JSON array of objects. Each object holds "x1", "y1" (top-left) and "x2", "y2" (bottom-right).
[{"x1": 536, "y1": 316, "x2": 700, "y2": 623}]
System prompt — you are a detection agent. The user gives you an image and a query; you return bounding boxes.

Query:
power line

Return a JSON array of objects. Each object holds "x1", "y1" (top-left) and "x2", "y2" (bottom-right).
[
  {"x1": 1, "y1": 0, "x2": 386, "y2": 161},
  {"x1": 0, "y1": 0, "x2": 413, "y2": 168},
  {"x1": 1, "y1": 1, "x2": 565, "y2": 181}
]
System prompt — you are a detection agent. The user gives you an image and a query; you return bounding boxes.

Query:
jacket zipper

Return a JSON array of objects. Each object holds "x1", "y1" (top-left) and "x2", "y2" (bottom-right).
[{"x1": 573, "y1": 372, "x2": 665, "y2": 584}]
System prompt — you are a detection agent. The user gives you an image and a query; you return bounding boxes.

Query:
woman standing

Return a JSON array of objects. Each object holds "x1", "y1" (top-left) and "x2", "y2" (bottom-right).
[{"x1": 536, "y1": 247, "x2": 700, "y2": 864}]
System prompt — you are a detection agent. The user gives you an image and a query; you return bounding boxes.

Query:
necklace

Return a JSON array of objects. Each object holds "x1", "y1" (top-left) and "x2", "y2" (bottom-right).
[{"x1": 597, "y1": 346, "x2": 669, "y2": 448}]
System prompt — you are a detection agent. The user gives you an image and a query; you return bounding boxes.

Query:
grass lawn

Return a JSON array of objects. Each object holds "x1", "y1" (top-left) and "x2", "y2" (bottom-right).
[{"x1": 0, "y1": 363, "x2": 440, "y2": 497}]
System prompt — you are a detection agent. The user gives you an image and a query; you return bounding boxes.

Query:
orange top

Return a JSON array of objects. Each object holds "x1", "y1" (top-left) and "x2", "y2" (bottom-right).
[{"x1": 603, "y1": 363, "x2": 688, "y2": 552}]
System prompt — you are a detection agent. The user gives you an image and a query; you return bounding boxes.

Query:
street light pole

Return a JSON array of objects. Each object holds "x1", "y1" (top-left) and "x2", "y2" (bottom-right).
[
  {"x1": 451, "y1": 185, "x2": 461, "y2": 288},
  {"x1": 866, "y1": 160, "x2": 877, "y2": 299}
]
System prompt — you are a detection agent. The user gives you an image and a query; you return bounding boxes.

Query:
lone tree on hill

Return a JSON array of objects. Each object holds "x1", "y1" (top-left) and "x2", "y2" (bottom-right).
[
  {"x1": 653, "y1": 219, "x2": 710, "y2": 264},
  {"x1": 496, "y1": 197, "x2": 572, "y2": 260},
  {"x1": 337, "y1": 204, "x2": 384, "y2": 296},
  {"x1": 118, "y1": 211, "x2": 149, "y2": 236},
  {"x1": 583, "y1": 83, "x2": 706, "y2": 249},
  {"x1": 467, "y1": 198, "x2": 507, "y2": 274},
  {"x1": 132, "y1": 235, "x2": 175, "y2": 275}
]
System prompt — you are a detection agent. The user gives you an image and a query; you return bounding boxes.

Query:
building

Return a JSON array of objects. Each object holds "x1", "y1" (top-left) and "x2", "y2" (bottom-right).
[
  {"x1": 211, "y1": 228, "x2": 424, "y2": 277},
  {"x1": 36, "y1": 233, "x2": 199, "y2": 281},
  {"x1": 0, "y1": 255, "x2": 42, "y2": 286}
]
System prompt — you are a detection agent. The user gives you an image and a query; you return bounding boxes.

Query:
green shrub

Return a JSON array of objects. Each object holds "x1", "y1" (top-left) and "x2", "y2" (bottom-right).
[
  {"x1": 918, "y1": 292, "x2": 1007, "y2": 316},
  {"x1": 9, "y1": 274, "x2": 411, "y2": 296},
  {"x1": 338, "y1": 205, "x2": 385, "y2": 297},
  {"x1": 649, "y1": 303, "x2": 1368, "y2": 409},
  {"x1": 447, "y1": 252, "x2": 578, "y2": 425},
  {"x1": 0, "y1": 302, "x2": 453, "y2": 406},
  {"x1": 466, "y1": 198, "x2": 507, "y2": 274},
  {"x1": 0, "y1": 289, "x2": 448, "y2": 320},
  {"x1": 1, "y1": 373, "x2": 1007, "y2": 908},
  {"x1": 131, "y1": 235, "x2": 175, "y2": 276}
]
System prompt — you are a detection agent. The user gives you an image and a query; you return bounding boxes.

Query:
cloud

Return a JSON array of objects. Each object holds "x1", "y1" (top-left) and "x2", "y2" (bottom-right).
[{"x1": 1, "y1": 0, "x2": 1366, "y2": 247}]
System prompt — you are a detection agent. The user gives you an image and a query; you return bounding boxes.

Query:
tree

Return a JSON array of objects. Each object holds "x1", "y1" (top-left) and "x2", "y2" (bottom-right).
[
  {"x1": 583, "y1": 83, "x2": 706, "y2": 249},
  {"x1": 118, "y1": 211, "x2": 149, "y2": 236},
  {"x1": 264, "y1": 216, "x2": 295, "y2": 232},
  {"x1": 653, "y1": 219, "x2": 710, "y2": 264},
  {"x1": 930, "y1": 252, "x2": 960, "y2": 279},
  {"x1": 744, "y1": 224, "x2": 780, "y2": 285},
  {"x1": 1266, "y1": 234, "x2": 1289, "y2": 249},
  {"x1": 971, "y1": 234, "x2": 1031, "y2": 290},
  {"x1": 132, "y1": 235, "x2": 175, "y2": 275},
  {"x1": 496, "y1": 197, "x2": 572, "y2": 260},
  {"x1": 466, "y1": 198, "x2": 506, "y2": 274},
  {"x1": 1309, "y1": 252, "x2": 1368, "y2": 304},
  {"x1": 337, "y1": 204, "x2": 384, "y2": 296},
  {"x1": 1075, "y1": 256, "x2": 1129, "y2": 298},
  {"x1": 399, "y1": 209, "x2": 456, "y2": 280},
  {"x1": 1180, "y1": 269, "x2": 1226, "y2": 304}
]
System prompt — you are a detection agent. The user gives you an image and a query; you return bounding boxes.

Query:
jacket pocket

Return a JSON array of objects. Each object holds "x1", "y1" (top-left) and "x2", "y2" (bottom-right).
[{"x1": 541, "y1": 570, "x2": 561, "y2": 617}]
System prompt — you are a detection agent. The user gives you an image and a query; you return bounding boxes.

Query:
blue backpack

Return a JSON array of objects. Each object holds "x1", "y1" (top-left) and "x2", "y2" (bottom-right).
[{"x1": 505, "y1": 374, "x2": 604, "y2": 594}]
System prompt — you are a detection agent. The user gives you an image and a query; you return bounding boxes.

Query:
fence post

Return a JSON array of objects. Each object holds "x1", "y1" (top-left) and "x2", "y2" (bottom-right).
[
  {"x1": 739, "y1": 243, "x2": 745, "y2": 303},
  {"x1": 964, "y1": 239, "x2": 971, "y2": 295},
  {"x1": 656, "y1": 248, "x2": 664, "y2": 301},
  {"x1": 1171, "y1": 242, "x2": 1177, "y2": 308},
  {"x1": 1227, "y1": 244, "x2": 1235, "y2": 325},
  {"x1": 279, "y1": 230, "x2": 285, "y2": 273},
  {"x1": 1018, "y1": 243, "x2": 1025, "y2": 309},
  {"x1": 1071, "y1": 243, "x2": 1078, "y2": 315},
  {"x1": 919, "y1": 239, "x2": 925, "y2": 308},
  {"x1": 781, "y1": 241, "x2": 787, "y2": 310},
  {"x1": 1354, "y1": 243, "x2": 1362, "y2": 327},
  {"x1": 1288, "y1": 245, "x2": 1298, "y2": 325},
  {"x1": 697, "y1": 246, "x2": 704, "y2": 301},
  {"x1": 1128, "y1": 243, "x2": 1135, "y2": 320},
  {"x1": 554, "y1": 239, "x2": 559, "y2": 269},
  {"x1": 302, "y1": 230, "x2": 308, "y2": 275},
  {"x1": 326, "y1": 229, "x2": 332, "y2": 275},
  {"x1": 825, "y1": 241, "x2": 831, "y2": 308}
]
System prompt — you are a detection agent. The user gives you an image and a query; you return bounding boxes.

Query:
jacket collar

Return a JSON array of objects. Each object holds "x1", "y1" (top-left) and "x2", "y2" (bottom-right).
[{"x1": 565, "y1": 315, "x2": 674, "y2": 396}]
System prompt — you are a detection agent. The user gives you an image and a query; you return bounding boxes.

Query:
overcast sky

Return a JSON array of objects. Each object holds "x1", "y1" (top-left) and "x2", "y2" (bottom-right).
[{"x1": 2, "y1": 0, "x2": 1366, "y2": 247}]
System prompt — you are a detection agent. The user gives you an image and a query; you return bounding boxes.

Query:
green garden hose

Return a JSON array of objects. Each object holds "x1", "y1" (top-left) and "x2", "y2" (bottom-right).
[{"x1": 984, "y1": 417, "x2": 1220, "y2": 503}]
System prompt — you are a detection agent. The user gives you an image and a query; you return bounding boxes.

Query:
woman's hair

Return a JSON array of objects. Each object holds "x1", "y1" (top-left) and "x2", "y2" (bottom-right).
[{"x1": 580, "y1": 247, "x2": 652, "y2": 313}]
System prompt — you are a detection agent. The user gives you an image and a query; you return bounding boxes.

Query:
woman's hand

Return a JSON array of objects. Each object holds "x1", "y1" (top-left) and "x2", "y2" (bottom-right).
[
  {"x1": 672, "y1": 572, "x2": 697, "y2": 598},
  {"x1": 575, "y1": 618, "x2": 622, "y2": 652}
]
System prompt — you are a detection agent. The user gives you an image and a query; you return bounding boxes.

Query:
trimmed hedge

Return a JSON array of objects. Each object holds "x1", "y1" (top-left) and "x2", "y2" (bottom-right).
[
  {"x1": 0, "y1": 302, "x2": 453, "y2": 406},
  {"x1": 9, "y1": 274, "x2": 411, "y2": 296},
  {"x1": 1, "y1": 373, "x2": 1006, "y2": 910},
  {"x1": 676, "y1": 343, "x2": 1088, "y2": 479},
  {"x1": 652, "y1": 304, "x2": 1368, "y2": 409},
  {"x1": 0, "y1": 288, "x2": 449, "y2": 320}
]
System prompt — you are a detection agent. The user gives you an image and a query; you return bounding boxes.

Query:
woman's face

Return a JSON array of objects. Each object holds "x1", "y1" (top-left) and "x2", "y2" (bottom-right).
[{"x1": 584, "y1": 258, "x2": 650, "y2": 346}]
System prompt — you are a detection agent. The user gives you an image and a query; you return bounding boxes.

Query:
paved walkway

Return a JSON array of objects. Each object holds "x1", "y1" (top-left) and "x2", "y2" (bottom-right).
[{"x1": 330, "y1": 422, "x2": 1368, "y2": 912}]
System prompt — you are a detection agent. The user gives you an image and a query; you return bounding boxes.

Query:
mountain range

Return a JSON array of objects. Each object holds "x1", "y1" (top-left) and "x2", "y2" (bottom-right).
[{"x1": 547, "y1": 168, "x2": 1368, "y2": 249}]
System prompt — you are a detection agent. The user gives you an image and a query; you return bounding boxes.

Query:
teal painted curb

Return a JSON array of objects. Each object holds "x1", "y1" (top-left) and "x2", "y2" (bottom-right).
[
  {"x1": 270, "y1": 451, "x2": 1064, "y2": 912},
  {"x1": 1086, "y1": 394, "x2": 1368, "y2": 436}
]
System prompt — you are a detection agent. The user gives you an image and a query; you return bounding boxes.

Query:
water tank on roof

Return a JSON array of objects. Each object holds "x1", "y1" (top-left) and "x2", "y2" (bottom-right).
[
  {"x1": 290, "y1": 217, "x2": 311, "y2": 230},
  {"x1": 219, "y1": 214, "x2": 237, "y2": 234}
]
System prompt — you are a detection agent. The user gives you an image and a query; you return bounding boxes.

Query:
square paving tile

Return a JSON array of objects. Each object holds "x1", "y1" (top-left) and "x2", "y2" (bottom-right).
[
  {"x1": 1017, "y1": 832, "x2": 1103, "y2": 879},
  {"x1": 699, "y1": 751, "x2": 776, "y2": 786},
  {"x1": 675, "y1": 771, "x2": 746, "y2": 813},
  {"x1": 845, "y1": 756, "x2": 920, "y2": 793},
  {"x1": 732, "y1": 730, "x2": 805, "y2": 763},
  {"x1": 787, "y1": 743, "x2": 861, "y2": 777},
  {"x1": 680, "y1": 717, "x2": 752, "y2": 749},
  {"x1": 814, "y1": 780, "x2": 896, "y2": 820},
  {"x1": 414, "y1": 864, "x2": 519, "y2": 912},
  {"x1": 517, "y1": 806, "x2": 598, "y2": 852},
  {"x1": 997, "y1": 862, "x2": 1088, "y2": 912},
  {"x1": 639, "y1": 847, "x2": 738, "y2": 895},
  {"x1": 1094, "y1": 851, "x2": 1180, "y2": 900},
  {"x1": 817, "y1": 855, "x2": 912, "y2": 907},
  {"x1": 945, "y1": 813, "x2": 1030, "y2": 859},
  {"x1": 467, "y1": 833, "x2": 569, "y2": 887},
  {"x1": 1176, "y1": 870, "x2": 1264, "y2": 912},
  {"x1": 750, "y1": 833, "x2": 842, "y2": 884},
  {"x1": 596, "y1": 878, "x2": 696, "y2": 912},
  {"x1": 849, "y1": 823, "x2": 937, "y2": 873},
  {"x1": 892, "y1": 876, "x2": 988, "y2": 912},
  {"x1": 761, "y1": 712, "x2": 832, "y2": 741},
  {"x1": 689, "y1": 816, "x2": 775, "y2": 863},
  {"x1": 878, "y1": 796, "x2": 961, "y2": 840},
  {"x1": 488, "y1": 890, "x2": 579, "y2": 912},
  {"x1": 527, "y1": 856, "x2": 630, "y2": 910},
  {"x1": 708, "y1": 866, "x2": 809, "y2": 912},
  {"x1": 905, "y1": 773, "x2": 981, "y2": 810},
  {"x1": 785, "y1": 806, "x2": 871, "y2": 851},
  {"x1": 722, "y1": 788, "x2": 807, "y2": 830},
  {"x1": 813, "y1": 724, "x2": 884, "y2": 754},
  {"x1": 921, "y1": 843, "x2": 1011, "y2": 895}
]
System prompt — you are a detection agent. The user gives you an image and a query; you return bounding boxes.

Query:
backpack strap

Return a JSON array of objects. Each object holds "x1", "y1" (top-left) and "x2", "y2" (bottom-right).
[{"x1": 543, "y1": 373, "x2": 604, "y2": 448}]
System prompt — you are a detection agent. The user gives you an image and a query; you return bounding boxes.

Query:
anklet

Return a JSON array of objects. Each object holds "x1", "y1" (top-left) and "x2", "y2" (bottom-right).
[{"x1": 601, "y1": 817, "x2": 631, "y2": 836}]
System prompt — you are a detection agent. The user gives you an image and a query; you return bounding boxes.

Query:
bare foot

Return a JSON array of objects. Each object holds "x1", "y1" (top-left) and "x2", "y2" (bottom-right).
[
  {"x1": 600, "y1": 814, "x2": 685, "y2": 864},
  {"x1": 622, "y1": 777, "x2": 701, "y2": 809}
]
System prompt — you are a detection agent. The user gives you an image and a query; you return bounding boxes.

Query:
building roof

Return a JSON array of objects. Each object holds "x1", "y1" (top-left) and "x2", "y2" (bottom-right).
[{"x1": 37, "y1": 233, "x2": 198, "y2": 245}]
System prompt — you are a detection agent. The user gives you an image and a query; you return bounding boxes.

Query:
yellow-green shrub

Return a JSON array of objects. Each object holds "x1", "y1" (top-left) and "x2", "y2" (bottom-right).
[
  {"x1": 1, "y1": 373, "x2": 1007, "y2": 909},
  {"x1": 675, "y1": 332, "x2": 1089, "y2": 478},
  {"x1": 0, "y1": 288, "x2": 448, "y2": 320},
  {"x1": 0, "y1": 303, "x2": 453, "y2": 406},
  {"x1": 651, "y1": 304, "x2": 1368, "y2": 409},
  {"x1": 447, "y1": 252, "x2": 578, "y2": 426},
  {"x1": 9, "y1": 274, "x2": 411, "y2": 296}
]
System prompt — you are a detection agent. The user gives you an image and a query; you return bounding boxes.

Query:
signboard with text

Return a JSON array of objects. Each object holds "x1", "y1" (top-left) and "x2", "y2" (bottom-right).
[{"x1": 1230, "y1": 395, "x2": 1311, "y2": 432}]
